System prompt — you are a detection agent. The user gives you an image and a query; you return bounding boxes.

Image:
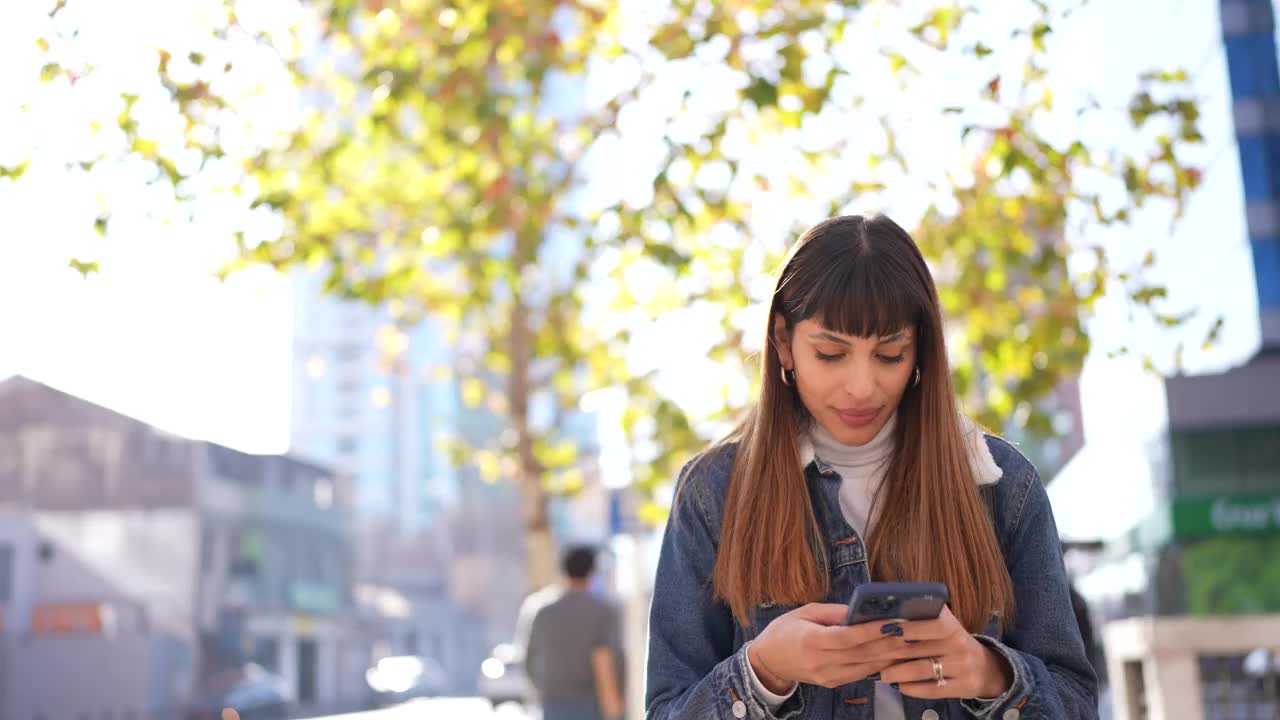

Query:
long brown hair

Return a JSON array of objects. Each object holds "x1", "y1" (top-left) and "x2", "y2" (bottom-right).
[{"x1": 711, "y1": 214, "x2": 1014, "y2": 632}]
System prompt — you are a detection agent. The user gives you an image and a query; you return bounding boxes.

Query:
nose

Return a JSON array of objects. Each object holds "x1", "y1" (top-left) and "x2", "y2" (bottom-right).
[{"x1": 843, "y1": 358, "x2": 876, "y2": 403}]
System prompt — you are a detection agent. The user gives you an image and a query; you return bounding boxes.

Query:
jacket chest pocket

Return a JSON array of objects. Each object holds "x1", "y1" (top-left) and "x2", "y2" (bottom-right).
[{"x1": 747, "y1": 601, "x2": 798, "y2": 639}]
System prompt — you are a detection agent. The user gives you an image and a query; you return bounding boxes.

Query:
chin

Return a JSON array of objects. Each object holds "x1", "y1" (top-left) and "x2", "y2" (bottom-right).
[{"x1": 824, "y1": 418, "x2": 882, "y2": 446}]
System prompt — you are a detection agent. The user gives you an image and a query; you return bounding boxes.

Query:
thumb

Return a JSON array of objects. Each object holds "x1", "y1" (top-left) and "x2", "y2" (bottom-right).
[{"x1": 794, "y1": 602, "x2": 849, "y2": 626}]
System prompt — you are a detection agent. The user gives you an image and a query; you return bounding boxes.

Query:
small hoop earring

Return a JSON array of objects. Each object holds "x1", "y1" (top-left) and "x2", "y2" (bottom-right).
[
  {"x1": 780, "y1": 366, "x2": 793, "y2": 387},
  {"x1": 913, "y1": 367, "x2": 921, "y2": 387}
]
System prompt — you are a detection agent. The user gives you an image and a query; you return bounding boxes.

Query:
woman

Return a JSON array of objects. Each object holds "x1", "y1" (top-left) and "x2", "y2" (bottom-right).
[{"x1": 645, "y1": 215, "x2": 1097, "y2": 719}]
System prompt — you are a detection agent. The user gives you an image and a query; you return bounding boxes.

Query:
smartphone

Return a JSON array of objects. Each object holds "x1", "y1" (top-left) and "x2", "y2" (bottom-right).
[{"x1": 845, "y1": 582, "x2": 950, "y2": 625}]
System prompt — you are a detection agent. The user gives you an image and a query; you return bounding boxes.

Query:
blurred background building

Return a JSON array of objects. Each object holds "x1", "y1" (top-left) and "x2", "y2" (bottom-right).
[
  {"x1": 289, "y1": 269, "x2": 477, "y2": 692},
  {"x1": 289, "y1": 267, "x2": 613, "y2": 698},
  {"x1": 0, "y1": 377, "x2": 364, "y2": 719}
]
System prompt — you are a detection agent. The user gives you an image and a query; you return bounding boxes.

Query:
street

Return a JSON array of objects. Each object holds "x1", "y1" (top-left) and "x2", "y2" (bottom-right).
[{"x1": 303, "y1": 698, "x2": 534, "y2": 720}]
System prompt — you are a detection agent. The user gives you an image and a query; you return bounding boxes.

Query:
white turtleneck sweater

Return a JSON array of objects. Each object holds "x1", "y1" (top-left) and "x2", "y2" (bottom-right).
[{"x1": 746, "y1": 414, "x2": 1003, "y2": 718}]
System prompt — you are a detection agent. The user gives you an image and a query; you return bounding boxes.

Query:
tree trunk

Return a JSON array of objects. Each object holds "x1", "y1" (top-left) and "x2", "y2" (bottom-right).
[{"x1": 510, "y1": 248, "x2": 556, "y2": 592}]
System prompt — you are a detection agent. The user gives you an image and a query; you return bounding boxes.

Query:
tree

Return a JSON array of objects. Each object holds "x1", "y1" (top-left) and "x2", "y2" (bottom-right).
[{"x1": 23, "y1": 0, "x2": 1211, "y2": 588}]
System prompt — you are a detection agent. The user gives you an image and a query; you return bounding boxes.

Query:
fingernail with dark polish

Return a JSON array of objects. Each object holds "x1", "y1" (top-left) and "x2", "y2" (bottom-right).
[
  {"x1": 866, "y1": 673, "x2": 880, "y2": 682},
  {"x1": 891, "y1": 683, "x2": 900, "y2": 690},
  {"x1": 880, "y1": 623, "x2": 903, "y2": 636}
]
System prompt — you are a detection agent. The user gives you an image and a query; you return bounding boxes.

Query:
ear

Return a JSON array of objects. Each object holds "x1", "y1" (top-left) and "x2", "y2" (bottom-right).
[{"x1": 772, "y1": 314, "x2": 795, "y2": 370}]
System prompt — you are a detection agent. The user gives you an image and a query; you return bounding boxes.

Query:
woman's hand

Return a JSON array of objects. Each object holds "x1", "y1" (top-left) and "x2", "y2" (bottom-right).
[
  {"x1": 874, "y1": 605, "x2": 1014, "y2": 700},
  {"x1": 748, "y1": 603, "x2": 896, "y2": 693}
]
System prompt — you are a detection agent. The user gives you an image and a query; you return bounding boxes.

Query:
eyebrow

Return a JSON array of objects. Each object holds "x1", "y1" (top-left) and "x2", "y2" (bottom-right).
[{"x1": 808, "y1": 330, "x2": 912, "y2": 345}]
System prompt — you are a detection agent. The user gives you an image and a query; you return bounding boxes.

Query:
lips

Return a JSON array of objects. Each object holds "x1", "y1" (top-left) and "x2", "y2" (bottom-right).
[{"x1": 835, "y1": 408, "x2": 880, "y2": 428}]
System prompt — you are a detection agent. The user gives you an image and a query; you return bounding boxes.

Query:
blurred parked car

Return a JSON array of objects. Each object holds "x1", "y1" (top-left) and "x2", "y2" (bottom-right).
[
  {"x1": 365, "y1": 655, "x2": 447, "y2": 708},
  {"x1": 477, "y1": 643, "x2": 533, "y2": 709},
  {"x1": 185, "y1": 663, "x2": 292, "y2": 720}
]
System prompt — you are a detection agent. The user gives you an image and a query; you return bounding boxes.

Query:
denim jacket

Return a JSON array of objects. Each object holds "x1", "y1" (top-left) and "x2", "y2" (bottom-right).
[{"x1": 645, "y1": 435, "x2": 1098, "y2": 720}]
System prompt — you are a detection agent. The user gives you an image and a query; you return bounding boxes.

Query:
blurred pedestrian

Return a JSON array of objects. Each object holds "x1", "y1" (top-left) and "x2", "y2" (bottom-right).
[
  {"x1": 1069, "y1": 581, "x2": 1106, "y2": 684},
  {"x1": 645, "y1": 215, "x2": 1098, "y2": 719},
  {"x1": 525, "y1": 545, "x2": 625, "y2": 720}
]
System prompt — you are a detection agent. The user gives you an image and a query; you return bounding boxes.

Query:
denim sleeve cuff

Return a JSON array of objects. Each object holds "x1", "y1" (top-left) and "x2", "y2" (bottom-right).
[
  {"x1": 741, "y1": 641, "x2": 797, "y2": 710},
  {"x1": 730, "y1": 644, "x2": 806, "y2": 720},
  {"x1": 961, "y1": 635, "x2": 1031, "y2": 719}
]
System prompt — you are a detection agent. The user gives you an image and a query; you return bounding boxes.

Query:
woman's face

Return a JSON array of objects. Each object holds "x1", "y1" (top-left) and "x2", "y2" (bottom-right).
[{"x1": 774, "y1": 316, "x2": 917, "y2": 446}]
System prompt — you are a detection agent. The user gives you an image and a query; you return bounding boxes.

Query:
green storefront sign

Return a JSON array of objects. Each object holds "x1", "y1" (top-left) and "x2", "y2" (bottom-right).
[
  {"x1": 1094, "y1": 495, "x2": 1280, "y2": 615},
  {"x1": 1174, "y1": 496, "x2": 1280, "y2": 615},
  {"x1": 289, "y1": 582, "x2": 340, "y2": 614},
  {"x1": 1172, "y1": 495, "x2": 1280, "y2": 539}
]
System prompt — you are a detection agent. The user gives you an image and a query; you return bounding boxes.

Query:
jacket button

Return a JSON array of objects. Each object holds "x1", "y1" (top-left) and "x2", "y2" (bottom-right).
[
  {"x1": 1002, "y1": 710, "x2": 1021, "y2": 720},
  {"x1": 921, "y1": 710, "x2": 939, "y2": 720},
  {"x1": 732, "y1": 699, "x2": 747, "y2": 718}
]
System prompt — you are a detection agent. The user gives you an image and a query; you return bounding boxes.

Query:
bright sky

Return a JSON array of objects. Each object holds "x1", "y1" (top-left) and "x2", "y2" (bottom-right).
[
  {"x1": 0, "y1": 0, "x2": 301, "y2": 453},
  {"x1": 0, "y1": 0, "x2": 1263, "y2": 486}
]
